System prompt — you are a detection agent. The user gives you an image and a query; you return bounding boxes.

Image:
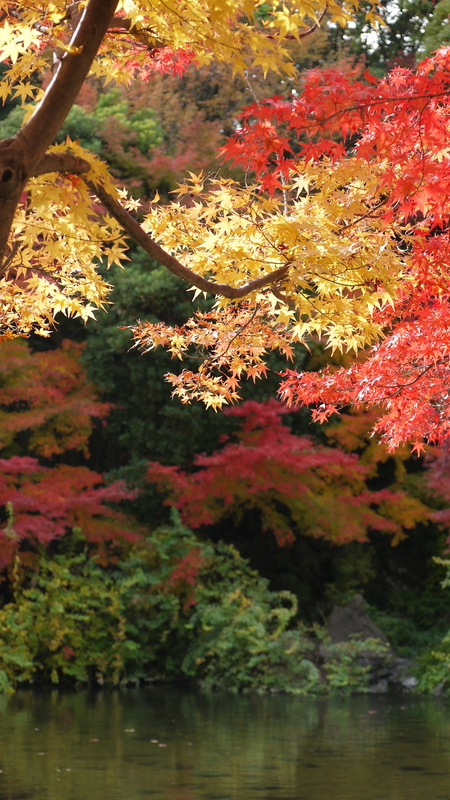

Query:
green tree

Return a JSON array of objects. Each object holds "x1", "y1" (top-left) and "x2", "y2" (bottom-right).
[{"x1": 420, "y1": 0, "x2": 450, "y2": 55}]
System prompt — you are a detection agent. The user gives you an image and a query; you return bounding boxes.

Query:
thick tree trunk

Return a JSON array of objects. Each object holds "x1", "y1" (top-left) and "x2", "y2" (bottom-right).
[{"x1": 0, "y1": 0, "x2": 118, "y2": 264}]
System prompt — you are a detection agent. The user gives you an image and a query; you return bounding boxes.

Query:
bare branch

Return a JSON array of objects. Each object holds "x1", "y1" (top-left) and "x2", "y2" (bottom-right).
[
  {"x1": 298, "y1": 6, "x2": 327, "y2": 39},
  {"x1": 86, "y1": 179, "x2": 290, "y2": 300},
  {"x1": 30, "y1": 153, "x2": 90, "y2": 177},
  {"x1": 0, "y1": 240, "x2": 19, "y2": 276},
  {"x1": 7, "y1": 8, "x2": 50, "y2": 34}
]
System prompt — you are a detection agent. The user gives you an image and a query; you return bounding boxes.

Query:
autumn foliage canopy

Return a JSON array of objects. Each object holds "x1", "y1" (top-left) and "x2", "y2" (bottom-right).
[
  {"x1": 147, "y1": 399, "x2": 431, "y2": 547},
  {"x1": 1, "y1": 0, "x2": 450, "y2": 450}
]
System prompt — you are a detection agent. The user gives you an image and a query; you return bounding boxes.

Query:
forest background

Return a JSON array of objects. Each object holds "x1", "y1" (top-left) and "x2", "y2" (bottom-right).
[{"x1": 2, "y1": 0, "x2": 450, "y2": 694}]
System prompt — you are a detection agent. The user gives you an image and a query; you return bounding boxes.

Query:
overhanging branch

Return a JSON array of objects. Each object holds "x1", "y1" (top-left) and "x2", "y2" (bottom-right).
[
  {"x1": 86, "y1": 179, "x2": 290, "y2": 300},
  {"x1": 30, "y1": 153, "x2": 91, "y2": 177},
  {"x1": 299, "y1": 6, "x2": 327, "y2": 39}
]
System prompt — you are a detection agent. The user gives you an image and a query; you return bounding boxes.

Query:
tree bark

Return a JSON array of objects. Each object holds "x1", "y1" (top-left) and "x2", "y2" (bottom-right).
[
  {"x1": 30, "y1": 153, "x2": 91, "y2": 178},
  {"x1": 0, "y1": 0, "x2": 119, "y2": 264}
]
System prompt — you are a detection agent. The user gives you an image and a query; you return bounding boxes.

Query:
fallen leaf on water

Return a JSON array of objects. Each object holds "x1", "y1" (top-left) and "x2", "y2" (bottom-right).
[
  {"x1": 38, "y1": 753, "x2": 45, "y2": 756},
  {"x1": 368, "y1": 711, "x2": 377, "y2": 715},
  {"x1": 90, "y1": 739, "x2": 99, "y2": 742}
]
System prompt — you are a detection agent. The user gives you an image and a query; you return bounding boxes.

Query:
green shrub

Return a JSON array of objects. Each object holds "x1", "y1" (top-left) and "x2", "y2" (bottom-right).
[
  {"x1": 180, "y1": 554, "x2": 318, "y2": 694},
  {"x1": 324, "y1": 637, "x2": 390, "y2": 694},
  {"x1": 0, "y1": 512, "x2": 391, "y2": 694},
  {"x1": 115, "y1": 513, "x2": 321, "y2": 693},
  {"x1": 0, "y1": 550, "x2": 133, "y2": 693}
]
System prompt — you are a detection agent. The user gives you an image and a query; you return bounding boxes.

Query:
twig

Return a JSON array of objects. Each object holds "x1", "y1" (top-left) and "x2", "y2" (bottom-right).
[
  {"x1": 0, "y1": 240, "x2": 19, "y2": 275},
  {"x1": 213, "y1": 303, "x2": 261, "y2": 361}
]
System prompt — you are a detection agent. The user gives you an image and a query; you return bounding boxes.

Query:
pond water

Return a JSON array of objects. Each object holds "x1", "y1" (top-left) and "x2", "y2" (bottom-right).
[{"x1": 0, "y1": 688, "x2": 450, "y2": 800}]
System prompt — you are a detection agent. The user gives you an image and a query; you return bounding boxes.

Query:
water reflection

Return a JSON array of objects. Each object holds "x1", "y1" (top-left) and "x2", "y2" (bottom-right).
[{"x1": 0, "y1": 688, "x2": 449, "y2": 800}]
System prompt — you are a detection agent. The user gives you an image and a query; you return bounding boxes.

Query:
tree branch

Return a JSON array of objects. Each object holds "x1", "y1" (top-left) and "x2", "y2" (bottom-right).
[
  {"x1": 17, "y1": 0, "x2": 119, "y2": 169},
  {"x1": 0, "y1": 240, "x2": 19, "y2": 276},
  {"x1": 264, "y1": 5, "x2": 327, "y2": 41},
  {"x1": 30, "y1": 153, "x2": 91, "y2": 177},
  {"x1": 7, "y1": 7, "x2": 50, "y2": 34},
  {"x1": 298, "y1": 6, "x2": 327, "y2": 39},
  {"x1": 109, "y1": 15, "x2": 133, "y2": 29},
  {"x1": 85, "y1": 179, "x2": 290, "y2": 300}
]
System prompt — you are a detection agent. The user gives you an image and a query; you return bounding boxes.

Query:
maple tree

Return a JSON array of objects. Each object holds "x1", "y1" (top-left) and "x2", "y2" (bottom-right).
[
  {"x1": 68, "y1": 32, "x2": 329, "y2": 200},
  {"x1": 3, "y1": 0, "x2": 450, "y2": 453},
  {"x1": 146, "y1": 399, "x2": 430, "y2": 547},
  {"x1": 0, "y1": 457, "x2": 139, "y2": 569},
  {"x1": 131, "y1": 48, "x2": 450, "y2": 452},
  {"x1": 0, "y1": 340, "x2": 140, "y2": 570},
  {"x1": 0, "y1": 338, "x2": 109, "y2": 457}
]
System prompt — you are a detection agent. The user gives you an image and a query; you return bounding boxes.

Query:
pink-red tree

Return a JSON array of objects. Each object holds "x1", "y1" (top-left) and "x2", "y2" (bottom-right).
[
  {"x1": 0, "y1": 340, "x2": 140, "y2": 569},
  {"x1": 147, "y1": 400, "x2": 430, "y2": 547}
]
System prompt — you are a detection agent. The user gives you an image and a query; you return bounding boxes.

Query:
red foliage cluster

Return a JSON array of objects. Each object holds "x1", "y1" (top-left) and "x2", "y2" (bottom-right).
[
  {"x1": 423, "y1": 446, "x2": 450, "y2": 531},
  {"x1": 0, "y1": 339, "x2": 109, "y2": 458},
  {"x1": 147, "y1": 400, "x2": 427, "y2": 546},
  {"x1": 0, "y1": 341, "x2": 140, "y2": 569},
  {"x1": 0, "y1": 457, "x2": 139, "y2": 568},
  {"x1": 126, "y1": 47, "x2": 195, "y2": 79},
  {"x1": 224, "y1": 50, "x2": 450, "y2": 449},
  {"x1": 166, "y1": 546, "x2": 207, "y2": 608},
  {"x1": 280, "y1": 298, "x2": 450, "y2": 455},
  {"x1": 223, "y1": 53, "x2": 450, "y2": 203}
]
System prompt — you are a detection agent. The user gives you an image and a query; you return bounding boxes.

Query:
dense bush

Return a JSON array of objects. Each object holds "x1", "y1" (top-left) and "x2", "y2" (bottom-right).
[
  {"x1": 0, "y1": 513, "x2": 390, "y2": 695},
  {"x1": 0, "y1": 544, "x2": 131, "y2": 694}
]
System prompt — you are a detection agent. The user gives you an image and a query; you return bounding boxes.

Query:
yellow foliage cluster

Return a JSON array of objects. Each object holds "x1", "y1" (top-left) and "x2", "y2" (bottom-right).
[
  {"x1": 133, "y1": 300, "x2": 296, "y2": 408},
  {"x1": 141, "y1": 163, "x2": 404, "y2": 349},
  {"x1": 1, "y1": 140, "x2": 130, "y2": 336},
  {"x1": 0, "y1": 0, "x2": 378, "y2": 103}
]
